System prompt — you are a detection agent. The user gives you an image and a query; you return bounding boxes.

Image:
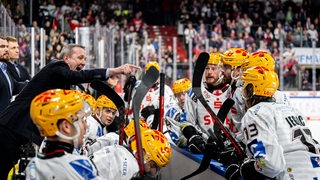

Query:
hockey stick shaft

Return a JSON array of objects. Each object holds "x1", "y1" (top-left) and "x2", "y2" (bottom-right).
[
  {"x1": 158, "y1": 72, "x2": 165, "y2": 133},
  {"x1": 132, "y1": 67, "x2": 159, "y2": 176}
]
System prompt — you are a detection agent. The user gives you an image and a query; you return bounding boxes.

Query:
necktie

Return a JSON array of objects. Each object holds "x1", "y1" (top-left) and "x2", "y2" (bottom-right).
[
  {"x1": 0, "y1": 62, "x2": 12, "y2": 95},
  {"x1": 14, "y1": 62, "x2": 21, "y2": 78}
]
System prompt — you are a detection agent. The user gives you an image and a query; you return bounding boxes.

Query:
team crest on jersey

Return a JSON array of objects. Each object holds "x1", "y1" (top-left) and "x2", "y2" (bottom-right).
[
  {"x1": 166, "y1": 107, "x2": 178, "y2": 118},
  {"x1": 310, "y1": 156, "x2": 320, "y2": 168},
  {"x1": 69, "y1": 159, "x2": 96, "y2": 179}
]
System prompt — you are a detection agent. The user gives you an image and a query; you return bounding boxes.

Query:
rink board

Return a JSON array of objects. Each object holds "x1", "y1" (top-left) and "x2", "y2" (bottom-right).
[
  {"x1": 161, "y1": 145, "x2": 225, "y2": 180},
  {"x1": 283, "y1": 91, "x2": 320, "y2": 141}
]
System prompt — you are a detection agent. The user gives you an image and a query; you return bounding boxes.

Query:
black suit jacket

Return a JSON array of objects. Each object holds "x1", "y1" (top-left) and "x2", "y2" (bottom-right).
[
  {"x1": 0, "y1": 59, "x2": 107, "y2": 145},
  {"x1": 0, "y1": 70, "x2": 12, "y2": 113},
  {"x1": 6, "y1": 61, "x2": 31, "y2": 82}
]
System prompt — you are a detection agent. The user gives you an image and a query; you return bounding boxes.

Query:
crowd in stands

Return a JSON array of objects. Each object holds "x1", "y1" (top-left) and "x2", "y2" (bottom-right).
[{"x1": 3, "y1": 0, "x2": 320, "y2": 90}]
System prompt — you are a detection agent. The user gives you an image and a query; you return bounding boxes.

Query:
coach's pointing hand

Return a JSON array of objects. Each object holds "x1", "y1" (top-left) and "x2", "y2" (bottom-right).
[{"x1": 108, "y1": 64, "x2": 140, "y2": 76}]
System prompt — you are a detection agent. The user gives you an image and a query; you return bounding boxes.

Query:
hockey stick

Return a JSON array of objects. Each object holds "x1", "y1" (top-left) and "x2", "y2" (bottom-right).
[
  {"x1": 120, "y1": 75, "x2": 137, "y2": 145},
  {"x1": 181, "y1": 98, "x2": 235, "y2": 180},
  {"x1": 158, "y1": 72, "x2": 165, "y2": 133},
  {"x1": 192, "y1": 52, "x2": 245, "y2": 157},
  {"x1": 90, "y1": 80, "x2": 125, "y2": 142},
  {"x1": 132, "y1": 66, "x2": 159, "y2": 176}
]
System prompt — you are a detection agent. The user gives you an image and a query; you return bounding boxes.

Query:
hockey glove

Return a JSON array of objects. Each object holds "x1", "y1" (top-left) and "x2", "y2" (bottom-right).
[
  {"x1": 219, "y1": 147, "x2": 243, "y2": 166},
  {"x1": 240, "y1": 158, "x2": 266, "y2": 180},
  {"x1": 187, "y1": 135, "x2": 206, "y2": 154},
  {"x1": 141, "y1": 106, "x2": 156, "y2": 119},
  {"x1": 224, "y1": 164, "x2": 240, "y2": 180}
]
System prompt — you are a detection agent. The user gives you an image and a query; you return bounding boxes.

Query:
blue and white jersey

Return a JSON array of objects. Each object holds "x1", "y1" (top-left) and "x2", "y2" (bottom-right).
[
  {"x1": 26, "y1": 152, "x2": 101, "y2": 180},
  {"x1": 241, "y1": 102, "x2": 320, "y2": 179}
]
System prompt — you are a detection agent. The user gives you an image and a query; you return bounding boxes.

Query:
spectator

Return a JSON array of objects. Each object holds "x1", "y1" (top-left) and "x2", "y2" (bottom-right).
[
  {"x1": 183, "y1": 21, "x2": 197, "y2": 56},
  {"x1": 285, "y1": 54, "x2": 299, "y2": 88},
  {"x1": 274, "y1": 22, "x2": 286, "y2": 42},
  {"x1": 129, "y1": 11, "x2": 146, "y2": 36},
  {"x1": 300, "y1": 66, "x2": 312, "y2": 90},
  {"x1": 239, "y1": 13, "x2": 253, "y2": 34},
  {"x1": 307, "y1": 24, "x2": 318, "y2": 46}
]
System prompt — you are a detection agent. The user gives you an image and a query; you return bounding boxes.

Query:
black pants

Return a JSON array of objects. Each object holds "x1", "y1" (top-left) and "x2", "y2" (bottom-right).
[{"x1": 0, "y1": 126, "x2": 28, "y2": 179}]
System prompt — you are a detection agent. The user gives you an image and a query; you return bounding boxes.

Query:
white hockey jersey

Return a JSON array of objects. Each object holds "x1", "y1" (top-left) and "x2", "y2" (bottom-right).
[
  {"x1": 241, "y1": 102, "x2": 320, "y2": 179},
  {"x1": 26, "y1": 152, "x2": 101, "y2": 180},
  {"x1": 82, "y1": 132, "x2": 120, "y2": 156},
  {"x1": 231, "y1": 87, "x2": 291, "y2": 133},
  {"x1": 184, "y1": 83, "x2": 230, "y2": 139},
  {"x1": 91, "y1": 145, "x2": 139, "y2": 180},
  {"x1": 84, "y1": 115, "x2": 107, "y2": 144},
  {"x1": 129, "y1": 80, "x2": 177, "y2": 127},
  {"x1": 164, "y1": 103, "x2": 187, "y2": 147}
]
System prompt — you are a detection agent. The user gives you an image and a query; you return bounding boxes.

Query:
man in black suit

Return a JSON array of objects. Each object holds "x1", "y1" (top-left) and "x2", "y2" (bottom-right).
[
  {"x1": 6, "y1": 36, "x2": 31, "y2": 82},
  {"x1": 0, "y1": 36, "x2": 12, "y2": 113},
  {"x1": 0, "y1": 44, "x2": 140, "y2": 179}
]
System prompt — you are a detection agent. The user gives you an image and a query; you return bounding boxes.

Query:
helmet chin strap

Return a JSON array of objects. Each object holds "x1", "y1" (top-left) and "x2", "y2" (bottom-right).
[
  {"x1": 96, "y1": 109, "x2": 107, "y2": 126},
  {"x1": 213, "y1": 72, "x2": 224, "y2": 86},
  {"x1": 55, "y1": 121, "x2": 81, "y2": 148}
]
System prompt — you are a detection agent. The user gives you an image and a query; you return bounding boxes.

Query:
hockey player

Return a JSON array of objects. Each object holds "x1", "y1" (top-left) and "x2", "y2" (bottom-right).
[
  {"x1": 220, "y1": 47, "x2": 249, "y2": 133},
  {"x1": 84, "y1": 95, "x2": 119, "y2": 145},
  {"x1": 131, "y1": 60, "x2": 177, "y2": 130},
  {"x1": 164, "y1": 78, "x2": 192, "y2": 146},
  {"x1": 231, "y1": 51, "x2": 291, "y2": 133},
  {"x1": 25, "y1": 89, "x2": 102, "y2": 179},
  {"x1": 225, "y1": 66, "x2": 320, "y2": 180},
  {"x1": 183, "y1": 52, "x2": 229, "y2": 154}
]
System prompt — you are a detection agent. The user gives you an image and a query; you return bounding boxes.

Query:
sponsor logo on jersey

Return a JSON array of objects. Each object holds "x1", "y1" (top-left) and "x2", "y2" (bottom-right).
[
  {"x1": 310, "y1": 156, "x2": 320, "y2": 168},
  {"x1": 122, "y1": 158, "x2": 128, "y2": 176},
  {"x1": 69, "y1": 159, "x2": 96, "y2": 180}
]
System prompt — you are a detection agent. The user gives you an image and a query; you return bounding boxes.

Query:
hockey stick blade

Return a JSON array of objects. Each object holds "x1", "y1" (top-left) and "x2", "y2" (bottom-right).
[
  {"x1": 192, "y1": 52, "x2": 245, "y2": 157},
  {"x1": 132, "y1": 66, "x2": 159, "y2": 176},
  {"x1": 90, "y1": 80, "x2": 125, "y2": 109}
]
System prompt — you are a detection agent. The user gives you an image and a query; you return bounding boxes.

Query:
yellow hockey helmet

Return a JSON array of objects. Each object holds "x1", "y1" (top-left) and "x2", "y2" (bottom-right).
[
  {"x1": 82, "y1": 93, "x2": 96, "y2": 113},
  {"x1": 222, "y1": 48, "x2": 249, "y2": 68},
  {"x1": 124, "y1": 119, "x2": 150, "y2": 138},
  {"x1": 242, "y1": 51, "x2": 275, "y2": 71},
  {"x1": 242, "y1": 66, "x2": 279, "y2": 97},
  {"x1": 172, "y1": 78, "x2": 191, "y2": 94},
  {"x1": 131, "y1": 129, "x2": 172, "y2": 167},
  {"x1": 145, "y1": 61, "x2": 160, "y2": 71},
  {"x1": 95, "y1": 95, "x2": 117, "y2": 111},
  {"x1": 30, "y1": 89, "x2": 84, "y2": 137},
  {"x1": 208, "y1": 53, "x2": 222, "y2": 65}
]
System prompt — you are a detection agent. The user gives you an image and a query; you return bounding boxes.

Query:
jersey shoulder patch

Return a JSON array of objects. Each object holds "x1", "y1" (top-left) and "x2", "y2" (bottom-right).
[
  {"x1": 69, "y1": 159, "x2": 96, "y2": 180},
  {"x1": 187, "y1": 88, "x2": 197, "y2": 102}
]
